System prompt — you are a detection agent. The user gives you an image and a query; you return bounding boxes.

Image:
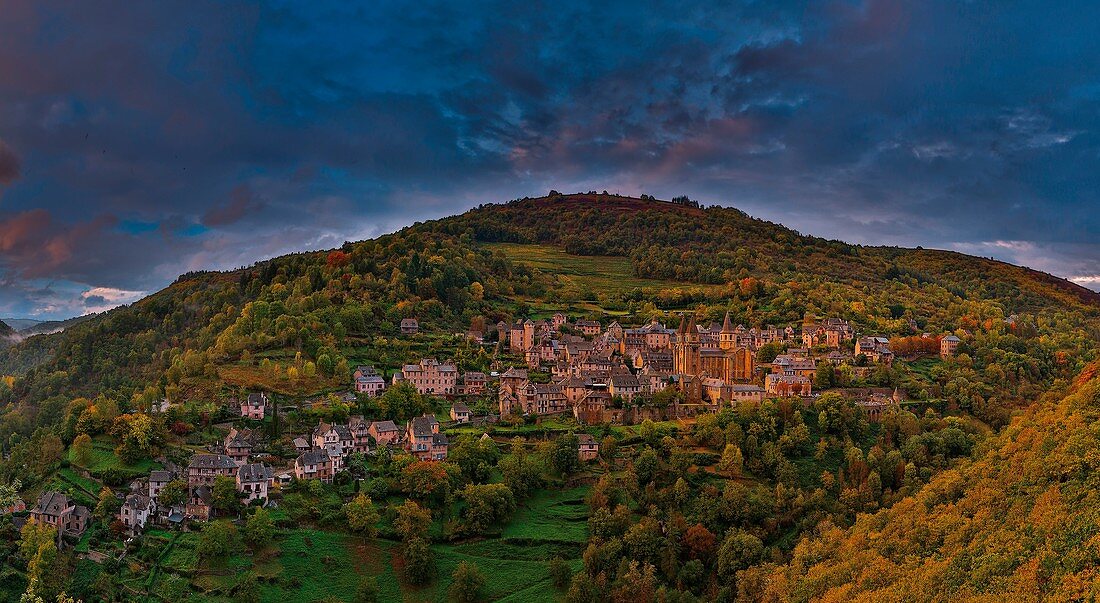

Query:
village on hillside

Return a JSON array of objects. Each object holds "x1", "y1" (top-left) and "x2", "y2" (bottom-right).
[{"x1": 9, "y1": 310, "x2": 967, "y2": 547}]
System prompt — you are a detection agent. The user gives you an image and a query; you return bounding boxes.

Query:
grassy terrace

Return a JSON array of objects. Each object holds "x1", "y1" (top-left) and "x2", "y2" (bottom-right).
[
  {"x1": 68, "y1": 435, "x2": 161, "y2": 477},
  {"x1": 106, "y1": 483, "x2": 591, "y2": 602}
]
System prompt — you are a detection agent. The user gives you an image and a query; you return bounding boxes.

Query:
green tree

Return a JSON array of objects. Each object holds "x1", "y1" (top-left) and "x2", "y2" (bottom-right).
[
  {"x1": 717, "y1": 530, "x2": 764, "y2": 582},
  {"x1": 197, "y1": 520, "x2": 238, "y2": 559},
  {"x1": 447, "y1": 434, "x2": 499, "y2": 483},
  {"x1": 345, "y1": 494, "x2": 380, "y2": 537},
  {"x1": 550, "y1": 433, "x2": 581, "y2": 476},
  {"x1": 0, "y1": 479, "x2": 22, "y2": 510},
  {"x1": 449, "y1": 561, "x2": 485, "y2": 602},
  {"x1": 378, "y1": 381, "x2": 430, "y2": 421},
  {"x1": 212, "y1": 475, "x2": 241, "y2": 516},
  {"x1": 815, "y1": 363, "x2": 836, "y2": 389},
  {"x1": 460, "y1": 483, "x2": 516, "y2": 534},
  {"x1": 356, "y1": 576, "x2": 379, "y2": 603},
  {"x1": 232, "y1": 575, "x2": 260, "y2": 603},
  {"x1": 402, "y1": 537, "x2": 435, "y2": 586},
  {"x1": 635, "y1": 447, "x2": 659, "y2": 485},
  {"x1": 244, "y1": 507, "x2": 274, "y2": 549},
  {"x1": 158, "y1": 480, "x2": 187, "y2": 507}
]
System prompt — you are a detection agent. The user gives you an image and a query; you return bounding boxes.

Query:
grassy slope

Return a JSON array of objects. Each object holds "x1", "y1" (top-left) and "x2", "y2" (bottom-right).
[
  {"x1": 486, "y1": 242, "x2": 707, "y2": 297},
  {"x1": 764, "y1": 363, "x2": 1100, "y2": 602},
  {"x1": 124, "y1": 486, "x2": 590, "y2": 602}
]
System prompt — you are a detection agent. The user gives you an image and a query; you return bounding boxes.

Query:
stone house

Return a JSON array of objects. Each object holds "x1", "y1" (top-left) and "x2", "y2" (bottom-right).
[
  {"x1": 236, "y1": 463, "x2": 274, "y2": 504},
  {"x1": 30, "y1": 492, "x2": 90, "y2": 539},
  {"x1": 240, "y1": 392, "x2": 268, "y2": 420},
  {"x1": 187, "y1": 454, "x2": 238, "y2": 487},
  {"x1": 149, "y1": 470, "x2": 176, "y2": 501},
  {"x1": 578, "y1": 433, "x2": 600, "y2": 461},
  {"x1": 368, "y1": 420, "x2": 400, "y2": 447},
  {"x1": 395, "y1": 358, "x2": 458, "y2": 396},
  {"x1": 119, "y1": 494, "x2": 154, "y2": 535},
  {"x1": 450, "y1": 402, "x2": 471, "y2": 423},
  {"x1": 940, "y1": 334, "x2": 961, "y2": 358}
]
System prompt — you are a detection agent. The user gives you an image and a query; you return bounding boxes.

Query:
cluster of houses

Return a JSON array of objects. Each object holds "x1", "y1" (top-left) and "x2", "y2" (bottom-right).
[
  {"x1": 234, "y1": 311, "x2": 966, "y2": 432},
  {"x1": 9, "y1": 312, "x2": 968, "y2": 545},
  {"x1": 480, "y1": 312, "x2": 964, "y2": 424},
  {"x1": 491, "y1": 312, "x2": 802, "y2": 422},
  {"x1": 110, "y1": 401, "x2": 461, "y2": 537}
]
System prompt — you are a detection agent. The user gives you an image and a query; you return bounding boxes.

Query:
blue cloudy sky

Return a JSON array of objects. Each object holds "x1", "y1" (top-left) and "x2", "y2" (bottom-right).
[{"x1": 1, "y1": 0, "x2": 1098, "y2": 319}]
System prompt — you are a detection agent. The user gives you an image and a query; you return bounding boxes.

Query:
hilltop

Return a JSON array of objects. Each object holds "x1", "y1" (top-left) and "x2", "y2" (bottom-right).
[
  {"x1": 451, "y1": 193, "x2": 1100, "y2": 311},
  {"x1": 1, "y1": 192, "x2": 1097, "y2": 415}
]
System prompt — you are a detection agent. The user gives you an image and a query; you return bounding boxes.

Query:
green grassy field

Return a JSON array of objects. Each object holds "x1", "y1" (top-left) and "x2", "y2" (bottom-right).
[
  {"x1": 120, "y1": 492, "x2": 589, "y2": 603},
  {"x1": 485, "y1": 242, "x2": 708, "y2": 299},
  {"x1": 502, "y1": 486, "x2": 590, "y2": 544},
  {"x1": 68, "y1": 435, "x2": 161, "y2": 476}
]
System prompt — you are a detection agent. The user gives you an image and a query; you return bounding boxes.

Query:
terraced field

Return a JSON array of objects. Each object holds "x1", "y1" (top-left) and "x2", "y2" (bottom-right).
[{"x1": 109, "y1": 486, "x2": 589, "y2": 602}]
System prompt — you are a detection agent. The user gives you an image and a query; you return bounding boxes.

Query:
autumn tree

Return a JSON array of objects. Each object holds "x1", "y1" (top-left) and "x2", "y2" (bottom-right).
[
  {"x1": 683, "y1": 524, "x2": 717, "y2": 560},
  {"x1": 94, "y1": 487, "x2": 119, "y2": 520},
  {"x1": 719, "y1": 444, "x2": 744, "y2": 476},
  {"x1": 549, "y1": 556, "x2": 572, "y2": 589},
  {"x1": 71, "y1": 434, "x2": 92, "y2": 467},
  {"x1": 400, "y1": 461, "x2": 458, "y2": 505},
  {"x1": 393, "y1": 499, "x2": 432, "y2": 542},
  {"x1": 111, "y1": 413, "x2": 163, "y2": 464},
  {"x1": 20, "y1": 522, "x2": 61, "y2": 600}
]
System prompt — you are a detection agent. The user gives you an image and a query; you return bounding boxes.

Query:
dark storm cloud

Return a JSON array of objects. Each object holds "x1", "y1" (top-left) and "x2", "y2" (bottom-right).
[
  {"x1": 0, "y1": 139, "x2": 19, "y2": 184},
  {"x1": 0, "y1": 0, "x2": 1098, "y2": 317},
  {"x1": 201, "y1": 185, "x2": 266, "y2": 227}
]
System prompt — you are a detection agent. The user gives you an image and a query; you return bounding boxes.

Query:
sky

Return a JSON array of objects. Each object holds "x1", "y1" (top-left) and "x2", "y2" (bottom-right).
[{"x1": 1, "y1": 0, "x2": 1099, "y2": 319}]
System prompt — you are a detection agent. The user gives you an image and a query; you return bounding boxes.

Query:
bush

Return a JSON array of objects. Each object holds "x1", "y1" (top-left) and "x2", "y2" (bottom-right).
[
  {"x1": 549, "y1": 556, "x2": 571, "y2": 589},
  {"x1": 402, "y1": 538, "x2": 435, "y2": 586},
  {"x1": 449, "y1": 561, "x2": 485, "y2": 603}
]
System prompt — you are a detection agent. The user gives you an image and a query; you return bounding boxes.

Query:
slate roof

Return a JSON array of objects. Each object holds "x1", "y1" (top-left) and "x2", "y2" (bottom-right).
[
  {"x1": 34, "y1": 491, "x2": 72, "y2": 515},
  {"x1": 297, "y1": 449, "x2": 330, "y2": 466},
  {"x1": 237, "y1": 463, "x2": 273, "y2": 483},
  {"x1": 124, "y1": 494, "x2": 153, "y2": 512},
  {"x1": 188, "y1": 454, "x2": 237, "y2": 470}
]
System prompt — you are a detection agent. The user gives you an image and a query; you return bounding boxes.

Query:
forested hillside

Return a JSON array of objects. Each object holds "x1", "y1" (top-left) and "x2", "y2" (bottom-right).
[
  {"x1": 1, "y1": 192, "x2": 1097, "y2": 447},
  {"x1": 1, "y1": 193, "x2": 1099, "y2": 602},
  {"x1": 752, "y1": 363, "x2": 1100, "y2": 602}
]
